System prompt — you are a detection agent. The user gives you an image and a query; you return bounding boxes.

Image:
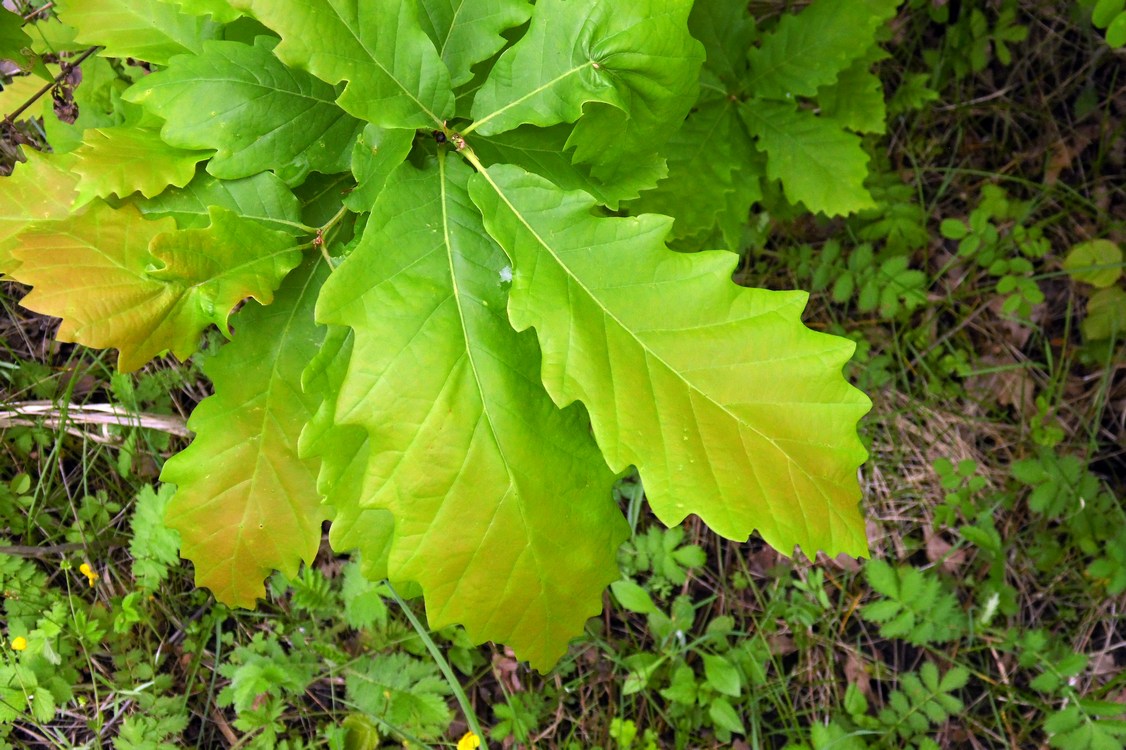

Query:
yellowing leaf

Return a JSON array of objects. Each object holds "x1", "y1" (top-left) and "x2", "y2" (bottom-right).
[
  {"x1": 469, "y1": 164, "x2": 870, "y2": 559},
  {"x1": 163, "y1": 258, "x2": 329, "y2": 607},
  {"x1": 60, "y1": 0, "x2": 220, "y2": 65},
  {"x1": 741, "y1": 99, "x2": 874, "y2": 215},
  {"x1": 0, "y1": 151, "x2": 79, "y2": 276},
  {"x1": 74, "y1": 126, "x2": 209, "y2": 205},
  {"x1": 11, "y1": 203, "x2": 300, "y2": 370}
]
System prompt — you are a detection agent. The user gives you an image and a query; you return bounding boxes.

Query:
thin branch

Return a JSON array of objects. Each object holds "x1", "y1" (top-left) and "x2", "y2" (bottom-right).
[
  {"x1": 0, "y1": 400, "x2": 191, "y2": 437},
  {"x1": 2, "y1": 45, "x2": 98, "y2": 124}
]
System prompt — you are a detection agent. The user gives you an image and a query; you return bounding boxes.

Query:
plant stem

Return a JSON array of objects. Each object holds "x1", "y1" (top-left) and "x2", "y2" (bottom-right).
[{"x1": 385, "y1": 582, "x2": 488, "y2": 749}]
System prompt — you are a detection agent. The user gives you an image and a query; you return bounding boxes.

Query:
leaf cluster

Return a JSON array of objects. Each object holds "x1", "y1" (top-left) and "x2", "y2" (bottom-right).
[{"x1": 0, "y1": 0, "x2": 881, "y2": 668}]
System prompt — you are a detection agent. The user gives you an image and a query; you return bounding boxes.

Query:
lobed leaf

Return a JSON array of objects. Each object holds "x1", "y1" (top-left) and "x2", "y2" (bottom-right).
[
  {"x1": 469, "y1": 0, "x2": 701, "y2": 142},
  {"x1": 11, "y1": 203, "x2": 300, "y2": 371},
  {"x1": 417, "y1": 0, "x2": 532, "y2": 87},
  {"x1": 344, "y1": 124, "x2": 415, "y2": 212},
  {"x1": 134, "y1": 170, "x2": 305, "y2": 234},
  {"x1": 162, "y1": 258, "x2": 329, "y2": 608},
  {"x1": 73, "y1": 126, "x2": 210, "y2": 205},
  {"x1": 746, "y1": 0, "x2": 900, "y2": 100},
  {"x1": 160, "y1": 0, "x2": 244, "y2": 23},
  {"x1": 0, "y1": 152, "x2": 79, "y2": 277},
  {"x1": 688, "y1": 0, "x2": 756, "y2": 88},
  {"x1": 626, "y1": 98, "x2": 759, "y2": 244},
  {"x1": 817, "y1": 53, "x2": 889, "y2": 135},
  {"x1": 227, "y1": 0, "x2": 454, "y2": 129},
  {"x1": 317, "y1": 156, "x2": 626, "y2": 669},
  {"x1": 740, "y1": 99, "x2": 874, "y2": 215},
  {"x1": 125, "y1": 38, "x2": 363, "y2": 184},
  {"x1": 298, "y1": 326, "x2": 394, "y2": 582},
  {"x1": 469, "y1": 164, "x2": 870, "y2": 559},
  {"x1": 59, "y1": 0, "x2": 221, "y2": 66}
]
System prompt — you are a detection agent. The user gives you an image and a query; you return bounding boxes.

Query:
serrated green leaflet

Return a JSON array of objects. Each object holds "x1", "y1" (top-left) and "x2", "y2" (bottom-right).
[
  {"x1": 60, "y1": 0, "x2": 220, "y2": 66},
  {"x1": 741, "y1": 99, "x2": 874, "y2": 216},
  {"x1": 228, "y1": 0, "x2": 454, "y2": 129},
  {"x1": 317, "y1": 156, "x2": 626, "y2": 668},
  {"x1": 11, "y1": 203, "x2": 300, "y2": 371},
  {"x1": 126, "y1": 38, "x2": 363, "y2": 183},
  {"x1": 469, "y1": 163, "x2": 870, "y2": 558},
  {"x1": 417, "y1": 0, "x2": 532, "y2": 87},
  {"x1": 163, "y1": 258, "x2": 328, "y2": 607},
  {"x1": 73, "y1": 126, "x2": 209, "y2": 205}
]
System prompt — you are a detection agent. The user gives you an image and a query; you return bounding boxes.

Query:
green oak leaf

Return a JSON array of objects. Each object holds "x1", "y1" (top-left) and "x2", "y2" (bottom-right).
[
  {"x1": 468, "y1": 0, "x2": 702, "y2": 140},
  {"x1": 0, "y1": 8, "x2": 34, "y2": 70},
  {"x1": 746, "y1": 0, "x2": 900, "y2": 100},
  {"x1": 0, "y1": 152, "x2": 80, "y2": 276},
  {"x1": 417, "y1": 0, "x2": 532, "y2": 87},
  {"x1": 163, "y1": 258, "x2": 329, "y2": 608},
  {"x1": 134, "y1": 170, "x2": 305, "y2": 234},
  {"x1": 740, "y1": 99, "x2": 874, "y2": 215},
  {"x1": 227, "y1": 0, "x2": 454, "y2": 129},
  {"x1": 469, "y1": 164, "x2": 870, "y2": 559},
  {"x1": 564, "y1": 0, "x2": 703, "y2": 187},
  {"x1": 160, "y1": 0, "x2": 245, "y2": 23},
  {"x1": 73, "y1": 126, "x2": 210, "y2": 205},
  {"x1": 817, "y1": 52, "x2": 889, "y2": 135},
  {"x1": 11, "y1": 203, "x2": 300, "y2": 371},
  {"x1": 59, "y1": 0, "x2": 221, "y2": 66},
  {"x1": 299, "y1": 326, "x2": 394, "y2": 582},
  {"x1": 344, "y1": 124, "x2": 415, "y2": 212},
  {"x1": 688, "y1": 0, "x2": 756, "y2": 88},
  {"x1": 626, "y1": 98, "x2": 759, "y2": 244},
  {"x1": 125, "y1": 38, "x2": 363, "y2": 184},
  {"x1": 316, "y1": 156, "x2": 626, "y2": 669}
]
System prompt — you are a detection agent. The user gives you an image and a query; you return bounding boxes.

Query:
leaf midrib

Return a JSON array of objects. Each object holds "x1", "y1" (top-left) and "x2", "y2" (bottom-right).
[{"x1": 473, "y1": 165, "x2": 804, "y2": 476}]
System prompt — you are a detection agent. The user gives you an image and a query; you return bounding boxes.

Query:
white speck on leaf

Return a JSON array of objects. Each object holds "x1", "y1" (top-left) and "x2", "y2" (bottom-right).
[{"x1": 499, "y1": 265, "x2": 513, "y2": 283}]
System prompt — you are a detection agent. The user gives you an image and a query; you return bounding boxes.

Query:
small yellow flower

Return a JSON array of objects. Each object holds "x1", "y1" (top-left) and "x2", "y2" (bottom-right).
[
  {"x1": 79, "y1": 562, "x2": 98, "y2": 587},
  {"x1": 10, "y1": 637, "x2": 27, "y2": 651},
  {"x1": 457, "y1": 731, "x2": 480, "y2": 750}
]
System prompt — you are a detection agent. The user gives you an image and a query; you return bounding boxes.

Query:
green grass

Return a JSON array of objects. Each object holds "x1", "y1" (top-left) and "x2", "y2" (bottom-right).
[{"x1": 3, "y1": 1, "x2": 1126, "y2": 749}]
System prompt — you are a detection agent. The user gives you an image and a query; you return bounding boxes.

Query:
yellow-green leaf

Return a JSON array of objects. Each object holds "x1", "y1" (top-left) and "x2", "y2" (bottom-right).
[
  {"x1": 163, "y1": 258, "x2": 329, "y2": 607},
  {"x1": 11, "y1": 203, "x2": 300, "y2": 370},
  {"x1": 469, "y1": 164, "x2": 870, "y2": 559}
]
